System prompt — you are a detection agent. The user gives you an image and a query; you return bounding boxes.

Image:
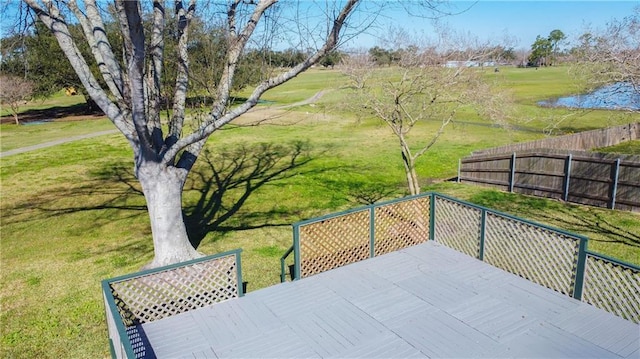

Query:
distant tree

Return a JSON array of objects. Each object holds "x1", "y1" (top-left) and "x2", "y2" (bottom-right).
[
  {"x1": 528, "y1": 35, "x2": 552, "y2": 66},
  {"x1": 528, "y1": 30, "x2": 565, "y2": 67},
  {"x1": 499, "y1": 46, "x2": 516, "y2": 63},
  {"x1": 320, "y1": 51, "x2": 343, "y2": 68},
  {"x1": 1, "y1": 21, "x2": 86, "y2": 99},
  {"x1": 0, "y1": 74, "x2": 34, "y2": 125},
  {"x1": 548, "y1": 29, "x2": 566, "y2": 64},
  {"x1": 368, "y1": 46, "x2": 393, "y2": 66},
  {"x1": 339, "y1": 51, "x2": 375, "y2": 89}
]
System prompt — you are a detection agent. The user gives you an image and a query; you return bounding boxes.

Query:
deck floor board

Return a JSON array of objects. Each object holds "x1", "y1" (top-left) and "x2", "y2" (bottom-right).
[{"x1": 139, "y1": 241, "x2": 640, "y2": 358}]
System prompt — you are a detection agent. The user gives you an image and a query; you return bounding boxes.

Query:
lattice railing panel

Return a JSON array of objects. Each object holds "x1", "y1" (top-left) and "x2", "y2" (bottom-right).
[
  {"x1": 484, "y1": 212, "x2": 580, "y2": 296},
  {"x1": 110, "y1": 254, "x2": 239, "y2": 326},
  {"x1": 299, "y1": 210, "x2": 370, "y2": 278},
  {"x1": 374, "y1": 197, "x2": 430, "y2": 256},
  {"x1": 433, "y1": 197, "x2": 481, "y2": 257},
  {"x1": 582, "y1": 255, "x2": 640, "y2": 323}
]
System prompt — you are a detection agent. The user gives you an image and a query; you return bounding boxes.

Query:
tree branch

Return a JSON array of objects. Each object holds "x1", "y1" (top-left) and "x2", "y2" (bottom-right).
[
  {"x1": 22, "y1": 0, "x2": 134, "y2": 144},
  {"x1": 166, "y1": 0, "x2": 360, "y2": 169},
  {"x1": 117, "y1": 0, "x2": 155, "y2": 163},
  {"x1": 147, "y1": 0, "x2": 166, "y2": 152}
]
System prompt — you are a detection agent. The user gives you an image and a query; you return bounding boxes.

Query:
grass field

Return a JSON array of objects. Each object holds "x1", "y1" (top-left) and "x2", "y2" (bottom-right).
[{"x1": 1, "y1": 66, "x2": 639, "y2": 358}]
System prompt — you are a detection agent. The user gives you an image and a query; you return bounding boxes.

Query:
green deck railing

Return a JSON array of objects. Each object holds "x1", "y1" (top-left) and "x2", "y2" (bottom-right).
[
  {"x1": 102, "y1": 249, "x2": 243, "y2": 359},
  {"x1": 281, "y1": 192, "x2": 640, "y2": 323}
]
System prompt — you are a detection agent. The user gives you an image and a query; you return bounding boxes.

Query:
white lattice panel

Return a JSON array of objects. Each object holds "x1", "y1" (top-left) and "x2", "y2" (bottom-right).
[
  {"x1": 434, "y1": 197, "x2": 481, "y2": 257},
  {"x1": 484, "y1": 212, "x2": 580, "y2": 296},
  {"x1": 582, "y1": 255, "x2": 640, "y2": 323},
  {"x1": 374, "y1": 197, "x2": 430, "y2": 256},
  {"x1": 110, "y1": 254, "x2": 239, "y2": 325},
  {"x1": 299, "y1": 210, "x2": 370, "y2": 277}
]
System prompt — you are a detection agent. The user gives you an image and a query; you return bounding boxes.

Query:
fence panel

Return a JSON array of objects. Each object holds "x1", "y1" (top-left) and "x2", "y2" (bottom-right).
[
  {"x1": 582, "y1": 253, "x2": 640, "y2": 323},
  {"x1": 483, "y1": 212, "x2": 582, "y2": 296},
  {"x1": 433, "y1": 196, "x2": 482, "y2": 258},
  {"x1": 471, "y1": 123, "x2": 639, "y2": 156},
  {"x1": 298, "y1": 209, "x2": 370, "y2": 278},
  {"x1": 616, "y1": 162, "x2": 640, "y2": 211},
  {"x1": 103, "y1": 250, "x2": 243, "y2": 359},
  {"x1": 460, "y1": 151, "x2": 640, "y2": 212},
  {"x1": 515, "y1": 154, "x2": 565, "y2": 198},
  {"x1": 287, "y1": 192, "x2": 637, "y2": 323},
  {"x1": 374, "y1": 196, "x2": 430, "y2": 256},
  {"x1": 109, "y1": 254, "x2": 240, "y2": 325}
]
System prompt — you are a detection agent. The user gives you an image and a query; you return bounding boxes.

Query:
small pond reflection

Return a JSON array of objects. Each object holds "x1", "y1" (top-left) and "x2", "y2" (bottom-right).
[{"x1": 538, "y1": 82, "x2": 640, "y2": 110}]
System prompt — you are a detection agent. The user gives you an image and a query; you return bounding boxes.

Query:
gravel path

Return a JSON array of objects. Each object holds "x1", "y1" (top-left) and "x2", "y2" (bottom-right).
[{"x1": 0, "y1": 129, "x2": 119, "y2": 158}]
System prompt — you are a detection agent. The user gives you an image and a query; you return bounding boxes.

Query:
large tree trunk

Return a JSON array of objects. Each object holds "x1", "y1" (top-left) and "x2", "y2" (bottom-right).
[{"x1": 138, "y1": 162, "x2": 203, "y2": 269}]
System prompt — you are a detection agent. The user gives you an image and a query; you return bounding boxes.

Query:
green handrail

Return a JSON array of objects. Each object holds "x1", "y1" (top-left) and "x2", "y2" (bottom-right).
[{"x1": 280, "y1": 245, "x2": 294, "y2": 283}]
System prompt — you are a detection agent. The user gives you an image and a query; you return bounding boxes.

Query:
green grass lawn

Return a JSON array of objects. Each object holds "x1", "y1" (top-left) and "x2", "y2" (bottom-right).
[{"x1": 1, "y1": 67, "x2": 639, "y2": 358}]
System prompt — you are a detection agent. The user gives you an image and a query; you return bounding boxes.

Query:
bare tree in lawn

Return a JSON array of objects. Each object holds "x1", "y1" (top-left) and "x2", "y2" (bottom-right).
[
  {"x1": 571, "y1": 8, "x2": 640, "y2": 109},
  {"x1": 0, "y1": 74, "x2": 34, "y2": 125},
  {"x1": 344, "y1": 29, "x2": 512, "y2": 195},
  {"x1": 20, "y1": 0, "x2": 449, "y2": 268}
]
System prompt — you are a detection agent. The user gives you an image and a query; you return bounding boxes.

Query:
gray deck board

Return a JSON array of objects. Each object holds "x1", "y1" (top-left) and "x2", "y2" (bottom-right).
[{"x1": 140, "y1": 241, "x2": 640, "y2": 358}]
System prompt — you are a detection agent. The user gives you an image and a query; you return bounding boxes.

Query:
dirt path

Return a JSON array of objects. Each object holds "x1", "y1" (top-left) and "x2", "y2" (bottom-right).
[
  {"x1": 0, "y1": 91, "x2": 327, "y2": 158},
  {"x1": 0, "y1": 129, "x2": 119, "y2": 158}
]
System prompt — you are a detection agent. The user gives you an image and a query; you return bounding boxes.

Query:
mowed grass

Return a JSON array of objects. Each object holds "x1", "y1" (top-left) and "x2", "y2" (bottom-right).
[{"x1": 1, "y1": 66, "x2": 640, "y2": 358}]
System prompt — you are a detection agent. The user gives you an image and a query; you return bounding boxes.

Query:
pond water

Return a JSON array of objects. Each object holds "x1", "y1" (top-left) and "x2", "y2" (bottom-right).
[{"x1": 538, "y1": 82, "x2": 640, "y2": 111}]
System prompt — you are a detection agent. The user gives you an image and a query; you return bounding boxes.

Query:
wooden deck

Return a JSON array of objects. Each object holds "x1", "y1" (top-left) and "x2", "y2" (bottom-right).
[{"x1": 137, "y1": 241, "x2": 639, "y2": 358}]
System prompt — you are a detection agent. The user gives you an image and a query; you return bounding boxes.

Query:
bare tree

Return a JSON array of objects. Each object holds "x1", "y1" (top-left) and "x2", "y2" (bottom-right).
[
  {"x1": 347, "y1": 33, "x2": 511, "y2": 195},
  {"x1": 571, "y1": 8, "x2": 640, "y2": 102},
  {"x1": 339, "y1": 51, "x2": 375, "y2": 89},
  {"x1": 0, "y1": 74, "x2": 34, "y2": 125},
  {"x1": 19, "y1": 0, "x2": 447, "y2": 268}
]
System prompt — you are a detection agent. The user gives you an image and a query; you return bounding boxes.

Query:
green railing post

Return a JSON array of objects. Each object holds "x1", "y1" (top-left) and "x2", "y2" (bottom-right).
[
  {"x1": 478, "y1": 209, "x2": 486, "y2": 261},
  {"x1": 280, "y1": 245, "x2": 294, "y2": 283},
  {"x1": 369, "y1": 206, "x2": 375, "y2": 258},
  {"x1": 236, "y1": 251, "x2": 245, "y2": 297},
  {"x1": 293, "y1": 224, "x2": 301, "y2": 280},
  {"x1": 429, "y1": 193, "x2": 436, "y2": 241},
  {"x1": 573, "y1": 235, "x2": 589, "y2": 300}
]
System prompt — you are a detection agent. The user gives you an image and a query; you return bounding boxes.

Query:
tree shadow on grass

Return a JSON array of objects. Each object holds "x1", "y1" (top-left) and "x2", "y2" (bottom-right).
[
  {"x1": 182, "y1": 141, "x2": 318, "y2": 248},
  {"x1": 1, "y1": 103, "x2": 105, "y2": 124},
  {"x1": 469, "y1": 190, "x2": 640, "y2": 249},
  {"x1": 5, "y1": 141, "x2": 325, "y2": 254}
]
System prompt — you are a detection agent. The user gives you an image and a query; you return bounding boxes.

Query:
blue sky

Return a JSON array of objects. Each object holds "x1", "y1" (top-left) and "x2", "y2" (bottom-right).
[
  {"x1": 344, "y1": 1, "x2": 639, "y2": 50},
  {"x1": 2, "y1": 1, "x2": 636, "y2": 52}
]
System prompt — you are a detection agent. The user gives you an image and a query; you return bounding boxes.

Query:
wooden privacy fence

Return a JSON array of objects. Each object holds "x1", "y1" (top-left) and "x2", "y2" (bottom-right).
[
  {"x1": 472, "y1": 122, "x2": 639, "y2": 156},
  {"x1": 458, "y1": 150, "x2": 640, "y2": 212},
  {"x1": 102, "y1": 250, "x2": 243, "y2": 359},
  {"x1": 281, "y1": 192, "x2": 640, "y2": 323}
]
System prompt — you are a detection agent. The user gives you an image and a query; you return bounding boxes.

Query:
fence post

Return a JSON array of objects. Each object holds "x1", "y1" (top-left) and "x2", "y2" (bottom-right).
[
  {"x1": 573, "y1": 236, "x2": 589, "y2": 301},
  {"x1": 457, "y1": 159, "x2": 461, "y2": 183},
  {"x1": 610, "y1": 158, "x2": 621, "y2": 209},
  {"x1": 479, "y1": 209, "x2": 486, "y2": 261},
  {"x1": 429, "y1": 193, "x2": 436, "y2": 241},
  {"x1": 563, "y1": 154, "x2": 572, "y2": 201},
  {"x1": 509, "y1": 152, "x2": 517, "y2": 192},
  {"x1": 369, "y1": 206, "x2": 375, "y2": 258}
]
